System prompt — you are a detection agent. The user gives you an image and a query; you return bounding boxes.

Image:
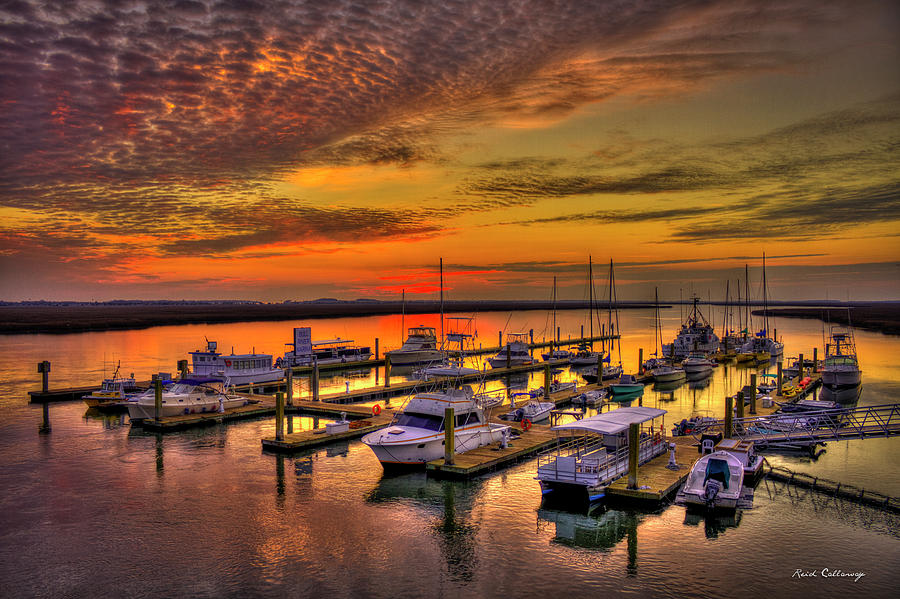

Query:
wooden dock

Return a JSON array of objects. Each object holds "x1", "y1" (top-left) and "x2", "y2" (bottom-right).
[
  {"x1": 426, "y1": 423, "x2": 558, "y2": 478},
  {"x1": 605, "y1": 437, "x2": 697, "y2": 504},
  {"x1": 29, "y1": 385, "x2": 100, "y2": 403}
]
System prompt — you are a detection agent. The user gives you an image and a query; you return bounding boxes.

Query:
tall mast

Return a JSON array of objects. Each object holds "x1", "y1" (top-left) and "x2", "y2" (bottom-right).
[
  {"x1": 655, "y1": 286, "x2": 661, "y2": 355},
  {"x1": 610, "y1": 259, "x2": 621, "y2": 365},
  {"x1": 588, "y1": 255, "x2": 594, "y2": 345},
  {"x1": 722, "y1": 280, "x2": 729, "y2": 340},
  {"x1": 401, "y1": 288, "x2": 406, "y2": 340},
  {"x1": 552, "y1": 275, "x2": 557, "y2": 347},
  {"x1": 762, "y1": 252, "x2": 768, "y2": 336},
  {"x1": 439, "y1": 258, "x2": 444, "y2": 348},
  {"x1": 745, "y1": 264, "x2": 751, "y2": 336}
]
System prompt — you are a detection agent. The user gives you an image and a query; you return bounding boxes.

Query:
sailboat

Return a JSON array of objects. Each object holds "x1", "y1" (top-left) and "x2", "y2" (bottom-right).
[
  {"x1": 583, "y1": 260, "x2": 624, "y2": 382},
  {"x1": 542, "y1": 275, "x2": 571, "y2": 361},
  {"x1": 646, "y1": 288, "x2": 686, "y2": 383},
  {"x1": 571, "y1": 256, "x2": 604, "y2": 366},
  {"x1": 418, "y1": 260, "x2": 480, "y2": 378},
  {"x1": 737, "y1": 254, "x2": 783, "y2": 361}
]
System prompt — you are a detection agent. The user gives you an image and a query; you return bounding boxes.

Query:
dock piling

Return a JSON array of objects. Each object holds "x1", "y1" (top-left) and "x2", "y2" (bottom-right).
[
  {"x1": 749, "y1": 373, "x2": 757, "y2": 415},
  {"x1": 736, "y1": 390, "x2": 745, "y2": 420},
  {"x1": 312, "y1": 360, "x2": 320, "y2": 401},
  {"x1": 638, "y1": 348, "x2": 643, "y2": 374},
  {"x1": 813, "y1": 347, "x2": 818, "y2": 373},
  {"x1": 275, "y1": 392, "x2": 284, "y2": 441},
  {"x1": 37, "y1": 361, "x2": 50, "y2": 393},
  {"x1": 444, "y1": 407, "x2": 455, "y2": 465},
  {"x1": 153, "y1": 378, "x2": 162, "y2": 422},
  {"x1": 798, "y1": 353, "x2": 804, "y2": 380},
  {"x1": 384, "y1": 355, "x2": 391, "y2": 389},
  {"x1": 39, "y1": 401, "x2": 51, "y2": 433},
  {"x1": 627, "y1": 422, "x2": 639, "y2": 489},
  {"x1": 724, "y1": 396, "x2": 733, "y2": 439},
  {"x1": 285, "y1": 368, "x2": 293, "y2": 406},
  {"x1": 375, "y1": 338, "x2": 379, "y2": 361}
]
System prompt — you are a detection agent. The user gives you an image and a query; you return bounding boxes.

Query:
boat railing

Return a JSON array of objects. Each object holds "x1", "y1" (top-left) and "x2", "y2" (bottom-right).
[{"x1": 537, "y1": 435, "x2": 666, "y2": 484}]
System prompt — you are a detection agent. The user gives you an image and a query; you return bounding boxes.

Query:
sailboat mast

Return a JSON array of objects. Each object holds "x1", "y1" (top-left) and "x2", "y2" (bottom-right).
[
  {"x1": 655, "y1": 286, "x2": 661, "y2": 355},
  {"x1": 745, "y1": 264, "x2": 751, "y2": 337},
  {"x1": 588, "y1": 255, "x2": 594, "y2": 344},
  {"x1": 610, "y1": 259, "x2": 621, "y2": 364},
  {"x1": 722, "y1": 280, "x2": 729, "y2": 340},
  {"x1": 439, "y1": 258, "x2": 444, "y2": 348},
  {"x1": 762, "y1": 252, "x2": 768, "y2": 336},
  {"x1": 401, "y1": 289, "x2": 405, "y2": 340},
  {"x1": 552, "y1": 275, "x2": 557, "y2": 348}
]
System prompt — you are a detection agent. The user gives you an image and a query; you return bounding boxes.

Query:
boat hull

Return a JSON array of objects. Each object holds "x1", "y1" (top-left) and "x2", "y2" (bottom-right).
[
  {"x1": 363, "y1": 424, "x2": 509, "y2": 465},
  {"x1": 385, "y1": 350, "x2": 443, "y2": 366},
  {"x1": 821, "y1": 369, "x2": 861, "y2": 388}
]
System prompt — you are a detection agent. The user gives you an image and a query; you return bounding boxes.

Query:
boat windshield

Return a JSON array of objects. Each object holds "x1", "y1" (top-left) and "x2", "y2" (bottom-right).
[
  {"x1": 705, "y1": 459, "x2": 731, "y2": 489},
  {"x1": 395, "y1": 412, "x2": 444, "y2": 431}
]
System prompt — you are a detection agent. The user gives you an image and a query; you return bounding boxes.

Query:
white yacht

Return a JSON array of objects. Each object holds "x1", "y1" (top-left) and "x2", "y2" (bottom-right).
[
  {"x1": 361, "y1": 385, "x2": 511, "y2": 466},
  {"x1": 536, "y1": 407, "x2": 668, "y2": 501},
  {"x1": 385, "y1": 326, "x2": 443, "y2": 366},
  {"x1": 487, "y1": 333, "x2": 534, "y2": 368},
  {"x1": 663, "y1": 297, "x2": 720, "y2": 359},
  {"x1": 127, "y1": 378, "x2": 249, "y2": 421},
  {"x1": 822, "y1": 326, "x2": 861, "y2": 388},
  {"x1": 190, "y1": 341, "x2": 283, "y2": 385},
  {"x1": 649, "y1": 364, "x2": 686, "y2": 383},
  {"x1": 681, "y1": 353, "x2": 715, "y2": 377}
]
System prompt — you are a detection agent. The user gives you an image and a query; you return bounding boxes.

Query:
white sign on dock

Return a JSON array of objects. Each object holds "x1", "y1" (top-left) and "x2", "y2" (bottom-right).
[{"x1": 294, "y1": 327, "x2": 313, "y2": 357}]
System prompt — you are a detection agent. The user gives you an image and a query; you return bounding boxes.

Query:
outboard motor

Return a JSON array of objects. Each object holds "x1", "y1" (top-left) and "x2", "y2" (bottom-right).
[
  {"x1": 515, "y1": 408, "x2": 525, "y2": 422},
  {"x1": 703, "y1": 479, "x2": 722, "y2": 507}
]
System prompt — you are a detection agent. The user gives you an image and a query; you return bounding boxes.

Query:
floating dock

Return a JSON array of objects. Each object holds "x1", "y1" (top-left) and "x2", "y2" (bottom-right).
[
  {"x1": 605, "y1": 437, "x2": 697, "y2": 504},
  {"x1": 426, "y1": 423, "x2": 558, "y2": 478}
]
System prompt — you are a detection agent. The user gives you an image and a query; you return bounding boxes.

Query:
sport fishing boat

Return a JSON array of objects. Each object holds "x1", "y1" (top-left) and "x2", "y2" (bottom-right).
[
  {"x1": 385, "y1": 326, "x2": 443, "y2": 366},
  {"x1": 487, "y1": 333, "x2": 534, "y2": 368},
  {"x1": 127, "y1": 377, "x2": 249, "y2": 421},
  {"x1": 663, "y1": 296, "x2": 720, "y2": 359},
  {"x1": 822, "y1": 325, "x2": 861, "y2": 389},
  {"x1": 361, "y1": 385, "x2": 511, "y2": 466},
  {"x1": 677, "y1": 451, "x2": 746, "y2": 511},
  {"x1": 536, "y1": 407, "x2": 668, "y2": 501},
  {"x1": 82, "y1": 363, "x2": 142, "y2": 408},
  {"x1": 189, "y1": 340, "x2": 283, "y2": 385}
]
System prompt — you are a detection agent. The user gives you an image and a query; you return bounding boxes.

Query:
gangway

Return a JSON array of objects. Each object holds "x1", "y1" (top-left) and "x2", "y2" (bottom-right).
[{"x1": 690, "y1": 403, "x2": 900, "y2": 449}]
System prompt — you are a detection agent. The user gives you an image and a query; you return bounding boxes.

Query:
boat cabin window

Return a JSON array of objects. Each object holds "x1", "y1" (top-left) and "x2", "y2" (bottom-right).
[
  {"x1": 455, "y1": 412, "x2": 480, "y2": 427},
  {"x1": 395, "y1": 412, "x2": 444, "y2": 431}
]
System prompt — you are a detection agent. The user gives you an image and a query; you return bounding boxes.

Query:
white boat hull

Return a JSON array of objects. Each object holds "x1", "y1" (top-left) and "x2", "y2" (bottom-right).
[
  {"x1": 128, "y1": 396, "x2": 247, "y2": 420},
  {"x1": 363, "y1": 424, "x2": 509, "y2": 465}
]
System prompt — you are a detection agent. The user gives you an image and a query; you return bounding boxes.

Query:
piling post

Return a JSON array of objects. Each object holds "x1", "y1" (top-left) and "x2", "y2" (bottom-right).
[
  {"x1": 285, "y1": 368, "x2": 293, "y2": 406},
  {"x1": 580, "y1": 325, "x2": 584, "y2": 340},
  {"x1": 544, "y1": 364, "x2": 551, "y2": 400},
  {"x1": 312, "y1": 360, "x2": 320, "y2": 402},
  {"x1": 777, "y1": 361, "x2": 783, "y2": 396},
  {"x1": 444, "y1": 407, "x2": 455, "y2": 465},
  {"x1": 749, "y1": 374, "x2": 757, "y2": 415},
  {"x1": 736, "y1": 390, "x2": 745, "y2": 420},
  {"x1": 813, "y1": 347, "x2": 818, "y2": 373},
  {"x1": 724, "y1": 396, "x2": 733, "y2": 439},
  {"x1": 153, "y1": 378, "x2": 162, "y2": 422},
  {"x1": 375, "y1": 338, "x2": 379, "y2": 361},
  {"x1": 38, "y1": 361, "x2": 50, "y2": 393},
  {"x1": 597, "y1": 352, "x2": 603, "y2": 380},
  {"x1": 275, "y1": 391, "x2": 284, "y2": 441},
  {"x1": 627, "y1": 422, "x2": 640, "y2": 489},
  {"x1": 557, "y1": 326, "x2": 560, "y2": 344},
  {"x1": 498, "y1": 331, "x2": 502, "y2": 349},
  {"x1": 385, "y1": 355, "x2": 391, "y2": 388},
  {"x1": 506, "y1": 344, "x2": 511, "y2": 369},
  {"x1": 798, "y1": 353, "x2": 804, "y2": 381},
  {"x1": 638, "y1": 348, "x2": 643, "y2": 375}
]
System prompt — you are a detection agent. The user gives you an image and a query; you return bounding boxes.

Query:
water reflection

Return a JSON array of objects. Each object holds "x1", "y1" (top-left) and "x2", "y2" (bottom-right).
[
  {"x1": 366, "y1": 472, "x2": 481, "y2": 582},
  {"x1": 537, "y1": 507, "x2": 642, "y2": 553},
  {"x1": 683, "y1": 509, "x2": 743, "y2": 539}
]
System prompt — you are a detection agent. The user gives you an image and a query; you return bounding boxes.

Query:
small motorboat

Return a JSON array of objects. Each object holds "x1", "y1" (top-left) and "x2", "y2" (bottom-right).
[
  {"x1": 677, "y1": 450, "x2": 745, "y2": 511},
  {"x1": 608, "y1": 374, "x2": 644, "y2": 401},
  {"x1": 500, "y1": 399, "x2": 554, "y2": 423},
  {"x1": 571, "y1": 389, "x2": 607, "y2": 408}
]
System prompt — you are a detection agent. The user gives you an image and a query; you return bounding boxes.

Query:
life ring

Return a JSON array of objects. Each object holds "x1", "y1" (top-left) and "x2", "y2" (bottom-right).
[
  {"x1": 654, "y1": 432, "x2": 661, "y2": 443},
  {"x1": 225, "y1": 360, "x2": 232, "y2": 367},
  {"x1": 372, "y1": 404, "x2": 381, "y2": 416},
  {"x1": 521, "y1": 418, "x2": 532, "y2": 431}
]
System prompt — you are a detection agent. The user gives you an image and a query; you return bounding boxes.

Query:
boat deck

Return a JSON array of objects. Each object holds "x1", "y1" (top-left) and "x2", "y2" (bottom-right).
[{"x1": 605, "y1": 436, "x2": 698, "y2": 504}]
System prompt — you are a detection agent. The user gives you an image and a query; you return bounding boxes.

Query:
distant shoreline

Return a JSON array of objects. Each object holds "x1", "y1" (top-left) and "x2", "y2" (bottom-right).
[
  {"x1": 754, "y1": 304, "x2": 900, "y2": 336},
  {"x1": 1, "y1": 300, "x2": 897, "y2": 335}
]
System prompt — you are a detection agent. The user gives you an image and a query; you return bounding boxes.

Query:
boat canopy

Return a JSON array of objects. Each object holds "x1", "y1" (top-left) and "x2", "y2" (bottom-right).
[{"x1": 551, "y1": 407, "x2": 666, "y2": 435}]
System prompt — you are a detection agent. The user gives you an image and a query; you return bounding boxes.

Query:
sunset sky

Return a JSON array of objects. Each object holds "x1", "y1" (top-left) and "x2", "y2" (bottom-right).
[{"x1": 1, "y1": 0, "x2": 898, "y2": 302}]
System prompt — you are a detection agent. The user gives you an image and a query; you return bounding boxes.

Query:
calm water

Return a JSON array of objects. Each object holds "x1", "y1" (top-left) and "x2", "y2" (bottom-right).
[{"x1": 1, "y1": 309, "x2": 898, "y2": 598}]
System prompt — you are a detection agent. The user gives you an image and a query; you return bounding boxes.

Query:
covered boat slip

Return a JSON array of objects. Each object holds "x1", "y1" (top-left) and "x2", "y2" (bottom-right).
[{"x1": 537, "y1": 407, "x2": 668, "y2": 494}]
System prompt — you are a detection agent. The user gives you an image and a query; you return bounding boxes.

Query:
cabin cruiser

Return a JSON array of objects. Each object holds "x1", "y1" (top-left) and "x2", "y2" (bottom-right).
[
  {"x1": 580, "y1": 361, "x2": 623, "y2": 384},
  {"x1": 737, "y1": 335, "x2": 778, "y2": 362},
  {"x1": 570, "y1": 344, "x2": 603, "y2": 367},
  {"x1": 361, "y1": 385, "x2": 510, "y2": 466},
  {"x1": 649, "y1": 364, "x2": 686, "y2": 383},
  {"x1": 487, "y1": 333, "x2": 534, "y2": 368},
  {"x1": 542, "y1": 348, "x2": 572, "y2": 361},
  {"x1": 279, "y1": 327, "x2": 372, "y2": 367},
  {"x1": 385, "y1": 326, "x2": 443, "y2": 366},
  {"x1": 663, "y1": 297, "x2": 720, "y2": 359},
  {"x1": 822, "y1": 326, "x2": 861, "y2": 389},
  {"x1": 681, "y1": 353, "x2": 715, "y2": 377},
  {"x1": 190, "y1": 341, "x2": 283, "y2": 385},
  {"x1": 536, "y1": 407, "x2": 668, "y2": 501},
  {"x1": 677, "y1": 450, "x2": 746, "y2": 511},
  {"x1": 127, "y1": 378, "x2": 249, "y2": 421}
]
